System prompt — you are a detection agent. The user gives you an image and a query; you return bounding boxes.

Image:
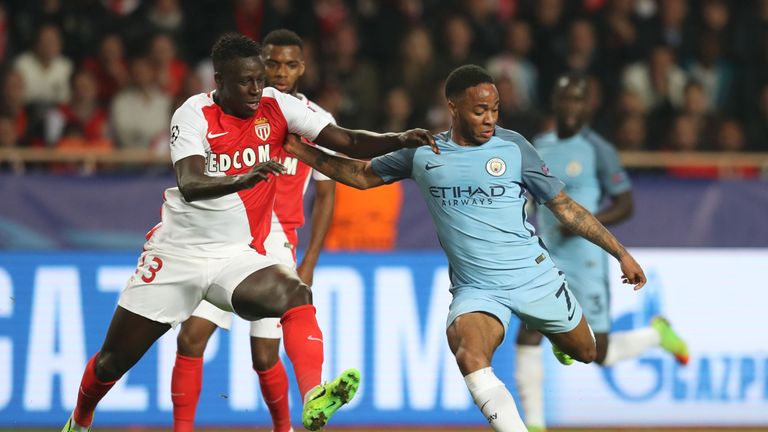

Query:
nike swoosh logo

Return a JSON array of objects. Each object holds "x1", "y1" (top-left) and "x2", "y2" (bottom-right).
[
  {"x1": 307, "y1": 335, "x2": 323, "y2": 342},
  {"x1": 207, "y1": 131, "x2": 229, "y2": 139},
  {"x1": 425, "y1": 162, "x2": 444, "y2": 171}
]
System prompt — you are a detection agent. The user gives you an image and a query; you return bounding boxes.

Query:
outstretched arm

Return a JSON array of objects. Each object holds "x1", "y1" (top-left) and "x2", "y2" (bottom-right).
[
  {"x1": 174, "y1": 155, "x2": 285, "y2": 201},
  {"x1": 313, "y1": 124, "x2": 437, "y2": 159},
  {"x1": 545, "y1": 191, "x2": 646, "y2": 290},
  {"x1": 285, "y1": 135, "x2": 387, "y2": 190},
  {"x1": 296, "y1": 179, "x2": 335, "y2": 286}
]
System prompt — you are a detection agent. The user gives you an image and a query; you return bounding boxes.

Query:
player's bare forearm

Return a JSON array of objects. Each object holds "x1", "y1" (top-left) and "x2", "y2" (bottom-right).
[
  {"x1": 301, "y1": 179, "x2": 335, "y2": 270},
  {"x1": 285, "y1": 135, "x2": 386, "y2": 190},
  {"x1": 545, "y1": 191, "x2": 628, "y2": 260},
  {"x1": 595, "y1": 190, "x2": 634, "y2": 226},
  {"x1": 175, "y1": 155, "x2": 284, "y2": 201},
  {"x1": 314, "y1": 124, "x2": 437, "y2": 158}
]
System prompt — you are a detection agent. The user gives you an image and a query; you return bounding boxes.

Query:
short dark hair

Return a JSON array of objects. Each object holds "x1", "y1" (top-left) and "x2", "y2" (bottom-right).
[
  {"x1": 263, "y1": 29, "x2": 303, "y2": 49},
  {"x1": 211, "y1": 33, "x2": 261, "y2": 72},
  {"x1": 444, "y1": 65, "x2": 494, "y2": 100}
]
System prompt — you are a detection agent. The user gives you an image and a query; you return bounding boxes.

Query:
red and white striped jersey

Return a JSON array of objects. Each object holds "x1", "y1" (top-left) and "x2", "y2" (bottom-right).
[
  {"x1": 270, "y1": 93, "x2": 335, "y2": 247},
  {"x1": 146, "y1": 87, "x2": 332, "y2": 257}
]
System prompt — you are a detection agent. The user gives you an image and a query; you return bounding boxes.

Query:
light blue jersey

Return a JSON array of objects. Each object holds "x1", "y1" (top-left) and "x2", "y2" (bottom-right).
[
  {"x1": 534, "y1": 128, "x2": 631, "y2": 332},
  {"x1": 372, "y1": 127, "x2": 583, "y2": 334}
]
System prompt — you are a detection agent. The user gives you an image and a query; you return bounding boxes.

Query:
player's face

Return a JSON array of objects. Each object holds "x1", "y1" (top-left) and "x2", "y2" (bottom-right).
[
  {"x1": 215, "y1": 56, "x2": 266, "y2": 119},
  {"x1": 263, "y1": 44, "x2": 305, "y2": 94},
  {"x1": 553, "y1": 80, "x2": 589, "y2": 136},
  {"x1": 449, "y1": 83, "x2": 499, "y2": 145}
]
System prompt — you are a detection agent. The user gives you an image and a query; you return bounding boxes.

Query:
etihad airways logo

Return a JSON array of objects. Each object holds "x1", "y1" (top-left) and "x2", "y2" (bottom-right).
[
  {"x1": 429, "y1": 185, "x2": 506, "y2": 207},
  {"x1": 205, "y1": 144, "x2": 301, "y2": 175}
]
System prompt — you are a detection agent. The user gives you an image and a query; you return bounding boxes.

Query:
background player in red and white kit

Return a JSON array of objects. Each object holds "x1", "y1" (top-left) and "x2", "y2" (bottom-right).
[
  {"x1": 170, "y1": 29, "x2": 336, "y2": 432},
  {"x1": 62, "y1": 33, "x2": 435, "y2": 432}
]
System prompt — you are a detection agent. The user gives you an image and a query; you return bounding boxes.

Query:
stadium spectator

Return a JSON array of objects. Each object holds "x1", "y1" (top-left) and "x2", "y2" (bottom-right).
[
  {"x1": 0, "y1": 70, "x2": 37, "y2": 147},
  {"x1": 562, "y1": 19, "x2": 601, "y2": 77},
  {"x1": 665, "y1": 113, "x2": 701, "y2": 152},
  {"x1": 622, "y1": 44, "x2": 687, "y2": 112},
  {"x1": 386, "y1": 26, "x2": 440, "y2": 121},
  {"x1": 435, "y1": 14, "x2": 482, "y2": 82},
  {"x1": 496, "y1": 75, "x2": 543, "y2": 140},
  {"x1": 380, "y1": 87, "x2": 415, "y2": 132},
  {"x1": 715, "y1": 118, "x2": 746, "y2": 152},
  {"x1": 110, "y1": 57, "x2": 171, "y2": 151},
  {"x1": 687, "y1": 32, "x2": 734, "y2": 112},
  {"x1": 612, "y1": 113, "x2": 647, "y2": 150},
  {"x1": 13, "y1": 23, "x2": 73, "y2": 106},
  {"x1": 45, "y1": 69, "x2": 109, "y2": 147},
  {"x1": 322, "y1": 20, "x2": 379, "y2": 129},
  {"x1": 0, "y1": 113, "x2": 24, "y2": 173},
  {"x1": 597, "y1": 0, "x2": 643, "y2": 69},
  {"x1": 81, "y1": 33, "x2": 130, "y2": 105},
  {"x1": 459, "y1": 0, "x2": 504, "y2": 57},
  {"x1": 641, "y1": 0, "x2": 694, "y2": 60},
  {"x1": 147, "y1": 32, "x2": 189, "y2": 98},
  {"x1": 746, "y1": 83, "x2": 768, "y2": 151},
  {"x1": 529, "y1": 0, "x2": 569, "y2": 102},
  {"x1": 486, "y1": 19, "x2": 539, "y2": 110}
]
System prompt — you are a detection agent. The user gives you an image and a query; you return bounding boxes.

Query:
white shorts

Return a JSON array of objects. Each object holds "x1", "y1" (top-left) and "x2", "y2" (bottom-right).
[
  {"x1": 117, "y1": 247, "x2": 280, "y2": 328},
  {"x1": 189, "y1": 229, "x2": 297, "y2": 339}
]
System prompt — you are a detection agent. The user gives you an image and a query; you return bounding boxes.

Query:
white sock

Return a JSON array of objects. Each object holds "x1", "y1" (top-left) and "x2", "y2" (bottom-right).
[
  {"x1": 601, "y1": 327, "x2": 661, "y2": 366},
  {"x1": 515, "y1": 345, "x2": 545, "y2": 428},
  {"x1": 464, "y1": 367, "x2": 527, "y2": 432}
]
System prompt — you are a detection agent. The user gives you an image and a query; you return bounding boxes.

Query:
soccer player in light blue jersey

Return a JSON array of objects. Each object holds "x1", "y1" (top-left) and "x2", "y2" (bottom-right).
[
  {"x1": 514, "y1": 74, "x2": 689, "y2": 432},
  {"x1": 284, "y1": 65, "x2": 646, "y2": 432}
]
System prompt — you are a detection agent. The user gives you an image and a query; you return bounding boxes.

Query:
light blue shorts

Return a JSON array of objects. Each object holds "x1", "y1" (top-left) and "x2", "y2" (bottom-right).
[
  {"x1": 556, "y1": 253, "x2": 611, "y2": 333},
  {"x1": 446, "y1": 267, "x2": 583, "y2": 336}
]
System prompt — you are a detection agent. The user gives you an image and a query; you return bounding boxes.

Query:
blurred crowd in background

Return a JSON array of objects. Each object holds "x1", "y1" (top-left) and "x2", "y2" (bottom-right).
[{"x1": 1, "y1": 0, "x2": 768, "y2": 170}]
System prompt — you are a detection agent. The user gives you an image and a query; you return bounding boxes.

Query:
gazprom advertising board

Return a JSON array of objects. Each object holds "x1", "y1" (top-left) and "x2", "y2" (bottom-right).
[{"x1": 0, "y1": 250, "x2": 766, "y2": 427}]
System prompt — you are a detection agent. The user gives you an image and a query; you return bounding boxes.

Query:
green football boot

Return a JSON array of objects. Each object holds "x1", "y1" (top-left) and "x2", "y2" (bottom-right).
[
  {"x1": 652, "y1": 316, "x2": 690, "y2": 365},
  {"x1": 302, "y1": 368, "x2": 361, "y2": 430},
  {"x1": 61, "y1": 414, "x2": 92, "y2": 432},
  {"x1": 551, "y1": 343, "x2": 574, "y2": 366}
]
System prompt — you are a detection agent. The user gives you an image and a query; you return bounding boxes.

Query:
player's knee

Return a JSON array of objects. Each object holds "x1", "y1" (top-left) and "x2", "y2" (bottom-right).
[
  {"x1": 176, "y1": 330, "x2": 208, "y2": 358},
  {"x1": 94, "y1": 351, "x2": 125, "y2": 382},
  {"x1": 282, "y1": 278, "x2": 312, "y2": 311},
  {"x1": 252, "y1": 349, "x2": 279, "y2": 371},
  {"x1": 454, "y1": 348, "x2": 491, "y2": 375}
]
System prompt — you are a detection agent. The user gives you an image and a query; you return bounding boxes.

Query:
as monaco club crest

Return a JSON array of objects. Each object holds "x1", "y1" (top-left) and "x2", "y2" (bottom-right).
[{"x1": 254, "y1": 117, "x2": 271, "y2": 141}]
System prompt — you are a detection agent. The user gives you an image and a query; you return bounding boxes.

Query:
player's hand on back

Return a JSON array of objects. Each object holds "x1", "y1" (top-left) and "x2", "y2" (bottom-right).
[
  {"x1": 619, "y1": 253, "x2": 646, "y2": 291},
  {"x1": 399, "y1": 128, "x2": 439, "y2": 154},
  {"x1": 243, "y1": 159, "x2": 286, "y2": 188},
  {"x1": 284, "y1": 133, "x2": 302, "y2": 154}
]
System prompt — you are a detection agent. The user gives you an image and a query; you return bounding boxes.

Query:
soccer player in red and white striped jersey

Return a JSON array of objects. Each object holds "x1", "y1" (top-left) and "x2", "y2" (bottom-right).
[
  {"x1": 62, "y1": 33, "x2": 435, "y2": 432},
  {"x1": 170, "y1": 30, "x2": 337, "y2": 432}
]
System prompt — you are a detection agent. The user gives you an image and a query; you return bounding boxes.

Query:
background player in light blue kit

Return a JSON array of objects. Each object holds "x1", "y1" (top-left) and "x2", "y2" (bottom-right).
[
  {"x1": 284, "y1": 65, "x2": 647, "y2": 432},
  {"x1": 514, "y1": 74, "x2": 690, "y2": 432}
]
